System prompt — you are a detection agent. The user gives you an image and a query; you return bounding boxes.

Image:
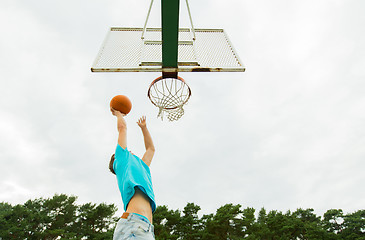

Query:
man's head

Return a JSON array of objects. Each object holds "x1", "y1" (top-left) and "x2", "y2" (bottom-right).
[{"x1": 109, "y1": 154, "x2": 116, "y2": 175}]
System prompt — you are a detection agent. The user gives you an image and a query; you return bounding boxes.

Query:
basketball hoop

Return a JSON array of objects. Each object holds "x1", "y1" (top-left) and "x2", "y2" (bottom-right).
[{"x1": 147, "y1": 76, "x2": 191, "y2": 121}]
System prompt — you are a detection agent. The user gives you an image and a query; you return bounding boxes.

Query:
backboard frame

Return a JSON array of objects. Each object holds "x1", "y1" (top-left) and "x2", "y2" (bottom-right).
[{"x1": 91, "y1": 27, "x2": 245, "y2": 73}]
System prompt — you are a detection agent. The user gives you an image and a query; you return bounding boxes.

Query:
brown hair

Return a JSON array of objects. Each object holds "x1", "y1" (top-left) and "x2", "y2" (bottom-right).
[{"x1": 109, "y1": 154, "x2": 116, "y2": 175}]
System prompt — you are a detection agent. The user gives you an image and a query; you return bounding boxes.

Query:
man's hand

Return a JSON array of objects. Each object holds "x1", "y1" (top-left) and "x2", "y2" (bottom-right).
[
  {"x1": 111, "y1": 107, "x2": 126, "y2": 117},
  {"x1": 137, "y1": 116, "x2": 147, "y2": 129}
]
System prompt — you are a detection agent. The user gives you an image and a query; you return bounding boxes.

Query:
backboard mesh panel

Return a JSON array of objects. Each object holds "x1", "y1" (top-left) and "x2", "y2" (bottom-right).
[
  {"x1": 141, "y1": 42, "x2": 162, "y2": 63},
  {"x1": 91, "y1": 28, "x2": 245, "y2": 72}
]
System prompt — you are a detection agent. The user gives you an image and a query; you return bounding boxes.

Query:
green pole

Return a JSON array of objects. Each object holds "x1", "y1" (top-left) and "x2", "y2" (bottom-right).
[{"x1": 161, "y1": 0, "x2": 180, "y2": 77}]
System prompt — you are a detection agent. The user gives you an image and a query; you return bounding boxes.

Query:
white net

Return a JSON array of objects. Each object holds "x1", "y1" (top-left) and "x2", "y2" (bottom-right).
[
  {"x1": 148, "y1": 77, "x2": 191, "y2": 121},
  {"x1": 158, "y1": 106, "x2": 185, "y2": 121}
]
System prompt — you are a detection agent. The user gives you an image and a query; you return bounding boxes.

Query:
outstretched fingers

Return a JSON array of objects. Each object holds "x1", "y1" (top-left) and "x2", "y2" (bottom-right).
[{"x1": 137, "y1": 116, "x2": 147, "y2": 127}]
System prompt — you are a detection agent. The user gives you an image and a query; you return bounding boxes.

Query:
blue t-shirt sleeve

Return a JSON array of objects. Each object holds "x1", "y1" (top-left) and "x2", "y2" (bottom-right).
[{"x1": 113, "y1": 144, "x2": 130, "y2": 173}]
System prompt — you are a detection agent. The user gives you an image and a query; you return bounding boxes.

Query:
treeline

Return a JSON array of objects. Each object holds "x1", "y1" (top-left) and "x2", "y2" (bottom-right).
[
  {"x1": 154, "y1": 203, "x2": 365, "y2": 240},
  {"x1": 0, "y1": 194, "x2": 117, "y2": 239},
  {"x1": 1, "y1": 194, "x2": 364, "y2": 239}
]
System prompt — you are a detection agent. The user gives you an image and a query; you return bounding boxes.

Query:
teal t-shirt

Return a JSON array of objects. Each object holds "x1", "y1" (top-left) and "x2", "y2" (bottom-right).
[{"x1": 113, "y1": 144, "x2": 156, "y2": 213}]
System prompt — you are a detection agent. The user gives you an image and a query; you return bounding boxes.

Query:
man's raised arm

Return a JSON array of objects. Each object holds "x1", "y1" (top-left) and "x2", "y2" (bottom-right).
[
  {"x1": 111, "y1": 108, "x2": 127, "y2": 149},
  {"x1": 137, "y1": 116, "x2": 155, "y2": 166}
]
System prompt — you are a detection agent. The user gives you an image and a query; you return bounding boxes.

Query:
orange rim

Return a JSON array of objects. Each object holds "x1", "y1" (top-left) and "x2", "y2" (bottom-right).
[{"x1": 147, "y1": 76, "x2": 191, "y2": 110}]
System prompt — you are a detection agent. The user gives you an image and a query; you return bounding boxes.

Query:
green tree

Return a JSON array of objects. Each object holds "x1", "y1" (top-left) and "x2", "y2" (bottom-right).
[
  {"x1": 290, "y1": 208, "x2": 327, "y2": 240},
  {"x1": 177, "y1": 203, "x2": 202, "y2": 240},
  {"x1": 40, "y1": 194, "x2": 78, "y2": 239},
  {"x1": 0, "y1": 203, "x2": 31, "y2": 239},
  {"x1": 202, "y1": 204, "x2": 244, "y2": 240},
  {"x1": 0, "y1": 194, "x2": 117, "y2": 240},
  {"x1": 0, "y1": 202, "x2": 14, "y2": 237},
  {"x1": 265, "y1": 210, "x2": 292, "y2": 239},
  {"x1": 75, "y1": 202, "x2": 117, "y2": 239},
  {"x1": 154, "y1": 205, "x2": 181, "y2": 239},
  {"x1": 241, "y1": 207, "x2": 258, "y2": 239},
  {"x1": 341, "y1": 210, "x2": 365, "y2": 240},
  {"x1": 252, "y1": 207, "x2": 271, "y2": 240},
  {"x1": 322, "y1": 209, "x2": 343, "y2": 239}
]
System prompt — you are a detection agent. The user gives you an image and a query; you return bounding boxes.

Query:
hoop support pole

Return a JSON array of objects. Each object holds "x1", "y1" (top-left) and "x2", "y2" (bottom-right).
[
  {"x1": 185, "y1": 0, "x2": 196, "y2": 40},
  {"x1": 142, "y1": 0, "x2": 155, "y2": 39},
  {"x1": 161, "y1": 0, "x2": 180, "y2": 70}
]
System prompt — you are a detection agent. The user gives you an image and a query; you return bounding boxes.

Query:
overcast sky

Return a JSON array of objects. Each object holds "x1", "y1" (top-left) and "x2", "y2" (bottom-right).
[{"x1": 1, "y1": 0, "x2": 364, "y2": 217}]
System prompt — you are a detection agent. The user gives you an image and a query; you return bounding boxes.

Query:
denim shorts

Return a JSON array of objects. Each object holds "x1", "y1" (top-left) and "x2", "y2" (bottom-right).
[{"x1": 113, "y1": 213, "x2": 155, "y2": 239}]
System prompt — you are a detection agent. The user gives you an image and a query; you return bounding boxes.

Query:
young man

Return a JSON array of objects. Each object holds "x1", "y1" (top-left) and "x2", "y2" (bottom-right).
[{"x1": 109, "y1": 108, "x2": 156, "y2": 239}]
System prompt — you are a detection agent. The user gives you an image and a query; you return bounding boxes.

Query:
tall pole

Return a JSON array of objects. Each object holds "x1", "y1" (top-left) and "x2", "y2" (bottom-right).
[{"x1": 161, "y1": 0, "x2": 180, "y2": 78}]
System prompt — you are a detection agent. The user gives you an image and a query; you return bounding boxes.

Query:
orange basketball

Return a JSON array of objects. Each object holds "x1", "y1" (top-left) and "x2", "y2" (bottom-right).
[{"x1": 110, "y1": 95, "x2": 132, "y2": 115}]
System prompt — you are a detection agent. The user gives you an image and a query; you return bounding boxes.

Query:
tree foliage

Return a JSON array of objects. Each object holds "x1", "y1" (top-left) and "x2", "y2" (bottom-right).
[
  {"x1": 0, "y1": 194, "x2": 117, "y2": 239},
  {"x1": 1, "y1": 194, "x2": 364, "y2": 239},
  {"x1": 153, "y1": 205, "x2": 365, "y2": 240}
]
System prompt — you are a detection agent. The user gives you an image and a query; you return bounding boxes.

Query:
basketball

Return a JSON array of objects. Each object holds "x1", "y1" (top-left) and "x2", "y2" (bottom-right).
[{"x1": 110, "y1": 95, "x2": 132, "y2": 115}]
